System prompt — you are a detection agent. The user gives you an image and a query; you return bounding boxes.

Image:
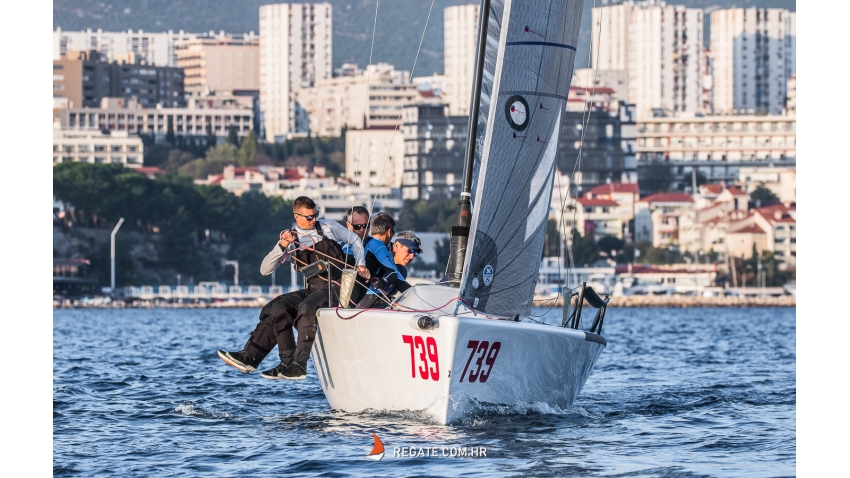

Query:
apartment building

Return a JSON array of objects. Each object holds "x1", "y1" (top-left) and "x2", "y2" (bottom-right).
[
  {"x1": 60, "y1": 96, "x2": 254, "y2": 140},
  {"x1": 54, "y1": 27, "x2": 197, "y2": 66},
  {"x1": 592, "y1": 1, "x2": 704, "y2": 118},
  {"x1": 297, "y1": 63, "x2": 420, "y2": 137},
  {"x1": 175, "y1": 33, "x2": 259, "y2": 96},
  {"x1": 711, "y1": 8, "x2": 796, "y2": 115},
  {"x1": 53, "y1": 129, "x2": 144, "y2": 168},
  {"x1": 634, "y1": 192, "x2": 694, "y2": 246},
  {"x1": 401, "y1": 104, "x2": 469, "y2": 200},
  {"x1": 443, "y1": 4, "x2": 479, "y2": 116},
  {"x1": 53, "y1": 51, "x2": 185, "y2": 108},
  {"x1": 345, "y1": 127, "x2": 406, "y2": 188},
  {"x1": 259, "y1": 2, "x2": 332, "y2": 141}
]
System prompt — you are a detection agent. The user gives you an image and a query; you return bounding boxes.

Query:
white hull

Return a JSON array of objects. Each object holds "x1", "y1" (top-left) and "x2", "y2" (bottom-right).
[{"x1": 313, "y1": 285, "x2": 606, "y2": 425}]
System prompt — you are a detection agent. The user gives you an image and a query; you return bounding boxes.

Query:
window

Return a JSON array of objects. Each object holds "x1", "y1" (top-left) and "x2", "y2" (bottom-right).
[
  {"x1": 111, "y1": 145, "x2": 122, "y2": 152},
  {"x1": 94, "y1": 145, "x2": 106, "y2": 152},
  {"x1": 584, "y1": 207, "x2": 592, "y2": 213}
]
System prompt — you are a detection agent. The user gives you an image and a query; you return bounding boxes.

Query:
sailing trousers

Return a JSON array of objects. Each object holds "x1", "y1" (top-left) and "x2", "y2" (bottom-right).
[{"x1": 242, "y1": 286, "x2": 338, "y2": 365}]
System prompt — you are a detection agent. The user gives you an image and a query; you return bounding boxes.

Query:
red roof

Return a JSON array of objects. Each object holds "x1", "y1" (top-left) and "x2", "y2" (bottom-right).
[
  {"x1": 724, "y1": 186, "x2": 748, "y2": 196},
  {"x1": 700, "y1": 184, "x2": 724, "y2": 194},
  {"x1": 576, "y1": 198, "x2": 618, "y2": 207},
  {"x1": 419, "y1": 90, "x2": 437, "y2": 98},
  {"x1": 730, "y1": 224, "x2": 766, "y2": 235},
  {"x1": 640, "y1": 193, "x2": 694, "y2": 203},
  {"x1": 586, "y1": 183, "x2": 640, "y2": 195}
]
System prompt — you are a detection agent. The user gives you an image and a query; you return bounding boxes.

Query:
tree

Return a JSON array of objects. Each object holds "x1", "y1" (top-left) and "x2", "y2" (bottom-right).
[
  {"x1": 569, "y1": 229, "x2": 598, "y2": 267},
  {"x1": 166, "y1": 115, "x2": 175, "y2": 144},
  {"x1": 543, "y1": 219, "x2": 561, "y2": 257},
  {"x1": 638, "y1": 163, "x2": 675, "y2": 194},
  {"x1": 750, "y1": 185, "x2": 780, "y2": 207},
  {"x1": 227, "y1": 125, "x2": 239, "y2": 146},
  {"x1": 237, "y1": 130, "x2": 258, "y2": 167}
]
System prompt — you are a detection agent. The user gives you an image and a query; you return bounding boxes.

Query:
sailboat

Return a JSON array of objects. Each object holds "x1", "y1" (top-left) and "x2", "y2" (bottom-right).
[{"x1": 314, "y1": 0, "x2": 609, "y2": 425}]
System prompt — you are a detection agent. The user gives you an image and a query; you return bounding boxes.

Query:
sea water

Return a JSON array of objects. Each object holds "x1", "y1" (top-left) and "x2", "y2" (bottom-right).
[{"x1": 53, "y1": 307, "x2": 795, "y2": 476}]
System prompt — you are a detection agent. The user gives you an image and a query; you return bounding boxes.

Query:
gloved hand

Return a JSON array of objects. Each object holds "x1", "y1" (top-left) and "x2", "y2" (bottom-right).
[{"x1": 370, "y1": 276, "x2": 386, "y2": 290}]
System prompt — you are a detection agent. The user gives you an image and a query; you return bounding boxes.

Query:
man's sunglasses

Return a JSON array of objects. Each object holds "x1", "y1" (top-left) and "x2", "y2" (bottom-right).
[
  {"x1": 294, "y1": 212, "x2": 318, "y2": 221},
  {"x1": 406, "y1": 247, "x2": 420, "y2": 257},
  {"x1": 349, "y1": 223, "x2": 368, "y2": 231}
]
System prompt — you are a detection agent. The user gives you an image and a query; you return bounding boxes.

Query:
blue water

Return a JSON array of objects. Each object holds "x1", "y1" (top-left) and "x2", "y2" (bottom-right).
[{"x1": 54, "y1": 306, "x2": 795, "y2": 476}]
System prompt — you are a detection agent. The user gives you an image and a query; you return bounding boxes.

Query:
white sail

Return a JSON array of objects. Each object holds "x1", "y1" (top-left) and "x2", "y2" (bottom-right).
[{"x1": 461, "y1": 0, "x2": 584, "y2": 318}]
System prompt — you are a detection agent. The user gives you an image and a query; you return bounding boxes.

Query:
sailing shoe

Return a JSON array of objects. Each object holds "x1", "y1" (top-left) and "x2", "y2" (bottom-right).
[
  {"x1": 260, "y1": 363, "x2": 289, "y2": 380},
  {"x1": 279, "y1": 361, "x2": 308, "y2": 381},
  {"x1": 217, "y1": 350, "x2": 259, "y2": 373}
]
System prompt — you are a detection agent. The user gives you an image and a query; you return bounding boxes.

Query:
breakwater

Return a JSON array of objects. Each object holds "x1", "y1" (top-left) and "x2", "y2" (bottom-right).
[{"x1": 55, "y1": 295, "x2": 795, "y2": 309}]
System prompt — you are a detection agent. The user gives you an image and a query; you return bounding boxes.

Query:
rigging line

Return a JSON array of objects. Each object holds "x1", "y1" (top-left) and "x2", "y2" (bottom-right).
[
  {"x1": 345, "y1": 0, "x2": 381, "y2": 268},
  {"x1": 368, "y1": 0, "x2": 436, "y2": 216},
  {"x1": 558, "y1": 0, "x2": 603, "y2": 292}
]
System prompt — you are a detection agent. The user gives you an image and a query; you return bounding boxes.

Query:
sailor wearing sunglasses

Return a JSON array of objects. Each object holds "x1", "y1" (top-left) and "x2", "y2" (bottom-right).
[{"x1": 218, "y1": 196, "x2": 370, "y2": 382}]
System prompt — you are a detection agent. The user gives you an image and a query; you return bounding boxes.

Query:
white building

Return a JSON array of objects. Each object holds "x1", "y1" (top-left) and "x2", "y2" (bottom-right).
[
  {"x1": 443, "y1": 4, "x2": 479, "y2": 116},
  {"x1": 54, "y1": 27, "x2": 198, "y2": 66},
  {"x1": 592, "y1": 1, "x2": 704, "y2": 118},
  {"x1": 345, "y1": 127, "x2": 406, "y2": 188},
  {"x1": 711, "y1": 8, "x2": 796, "y2": 115},
  {"x1": 53, "y1": 129, "x2": 144, "y2": 168},
  {"x1": 259, "y1": 2, "x2": 333, "y2": 142},
  {"x1": 297, "y1": 63, "x2": 420, "y2": 137},
  {"x1": 60, "y1": 96, "x2": 254, "y2": 140},
  {"x1": 175, "y1": 33, "x2": 260, "y2": 96}
]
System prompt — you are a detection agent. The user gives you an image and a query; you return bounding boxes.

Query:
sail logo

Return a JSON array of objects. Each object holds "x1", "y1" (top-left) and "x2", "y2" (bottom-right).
[
  {"x1": 483, "y1": 265, "x2": 494, "y2": 286},
  {"x1": 367, "y1": 433, "x2": 385, "y2": 461}
]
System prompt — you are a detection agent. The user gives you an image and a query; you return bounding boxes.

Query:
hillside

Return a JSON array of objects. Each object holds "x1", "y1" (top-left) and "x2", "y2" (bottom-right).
[{"x1": 54, "y1": 0, "x2": 796, "y2": 78}]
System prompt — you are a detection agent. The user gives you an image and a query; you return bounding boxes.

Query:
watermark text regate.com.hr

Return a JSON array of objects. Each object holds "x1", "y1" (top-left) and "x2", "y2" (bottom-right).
[{"x1": 393, "y1": 446, "x2": 487, "y2": 458}]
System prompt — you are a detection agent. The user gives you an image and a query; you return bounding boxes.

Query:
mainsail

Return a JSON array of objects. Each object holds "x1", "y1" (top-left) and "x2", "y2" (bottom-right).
[{"x1": 460, "y1": 0, "x2": 583, "y2": 318}]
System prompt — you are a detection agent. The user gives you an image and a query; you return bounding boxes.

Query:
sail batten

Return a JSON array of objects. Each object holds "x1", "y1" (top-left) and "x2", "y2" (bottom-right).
[{"x1": 460, "y1": 0, "x2": 584, "y2": 318}]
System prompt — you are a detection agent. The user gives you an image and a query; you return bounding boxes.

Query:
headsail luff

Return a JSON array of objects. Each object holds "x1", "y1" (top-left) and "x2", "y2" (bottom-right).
[{"x1": 460, "y1": 0, "x2": 584, "y2": 318}]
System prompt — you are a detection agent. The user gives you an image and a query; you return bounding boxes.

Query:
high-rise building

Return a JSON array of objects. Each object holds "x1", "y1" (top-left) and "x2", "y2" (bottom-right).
[
  {"x1": 297, "y1": 63, "x2": 421, "y2": 137},
  {"x1": 259, "y1": 2, "x2": 332, "y2": 142},
  {"x1": 345, "y1": 127, "x2": 406, "y2": 188},
  {"x1": 175, "y1": 33, "x2": 260, "y2": 96},
  {"x1": 54, "y1": 28, "x2": 197, "y2": 66},
  {"x1": 443, "y1": 4, "x2": 479, "y2": 116},
  {"x1": 591, "y1": 1, "x2": 704, "y2": 118},
  {"x1": 711, "y1": 8, "x2": 796, "y2": 115},
  {"x1": 53, "y1": 51, "x2": 185, "y2": 108}
]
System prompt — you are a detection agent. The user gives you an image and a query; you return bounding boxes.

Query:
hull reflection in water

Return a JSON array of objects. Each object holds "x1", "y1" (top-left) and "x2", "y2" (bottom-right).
[{"x1": 314, "y1": 285, "x2": 606, "y2": 425}]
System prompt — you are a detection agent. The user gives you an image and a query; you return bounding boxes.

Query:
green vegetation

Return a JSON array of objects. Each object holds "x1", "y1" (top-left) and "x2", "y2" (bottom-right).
[
  {"x1": 54, "y1": 162, "x2": 296, "y2": 287},
  {"x1": 750, "y1": 185, "x2": 781, "y2": 207}
]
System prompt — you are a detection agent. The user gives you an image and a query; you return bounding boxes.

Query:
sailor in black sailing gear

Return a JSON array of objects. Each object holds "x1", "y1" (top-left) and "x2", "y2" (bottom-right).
[{"x1": 217, "y1": 196, "x2": 370, "y2": 380}]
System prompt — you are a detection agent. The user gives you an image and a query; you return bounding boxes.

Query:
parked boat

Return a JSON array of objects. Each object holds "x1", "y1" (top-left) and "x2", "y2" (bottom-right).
[{"x1": 314, "y1": 0, "x2": 607, "y2": 425}]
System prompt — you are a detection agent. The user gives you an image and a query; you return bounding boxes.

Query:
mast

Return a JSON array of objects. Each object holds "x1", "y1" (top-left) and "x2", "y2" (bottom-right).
[{"x1": 445, "y1": 0, "x2": 490, "y2": 286}]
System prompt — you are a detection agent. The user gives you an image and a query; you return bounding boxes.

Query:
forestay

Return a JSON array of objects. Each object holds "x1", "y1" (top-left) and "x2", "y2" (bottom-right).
[{"x1": 461, "y1": 0, "x2": 584, "y2": 318}]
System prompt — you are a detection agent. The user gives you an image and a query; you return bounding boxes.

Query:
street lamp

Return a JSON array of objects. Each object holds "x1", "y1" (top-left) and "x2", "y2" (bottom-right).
[
  {"x1": 111, "y1": 217, "x2": 125, "y2": 292},
  {"x1": 224, "y1": 260, "x2": 239, "y2": 286}
]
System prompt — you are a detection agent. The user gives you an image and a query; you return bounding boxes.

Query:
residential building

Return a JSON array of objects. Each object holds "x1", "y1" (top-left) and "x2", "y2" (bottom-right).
[
  {"x1": 54, "y1": 51, "x2": 185, "y2": 108},
  {"x1": 297, "y1": 63, "x2": 420, "y2": 137},
  {"x1": 60, "y1": 96, "x2": 254, "y2": 141},
  {"x1": 711, "y1": 8, "x2": 796, "y2": 115},
  {"x1": 259, "y1": 2, "x2": 333, "y2": 141},
  {"x1": 634, "y1": 192, "x2": 694, "y2": 246},
  {"x1": 583, "y1": 182, "x2": 641, "y2": 239},
  {"x1": 570, "y1": 197, "x2": 623, "y2": 241},
  {"x1": 738, "y1": 166, "x2": 796, "y2": 203},
  {"x1": 401, "y1": 104, "x2": 469, "y2": 200},
  {"x1": 175, "y1": 33, "x2": 259, "y2": 96},
  {"x1": 592, "y1": 1, "x2": 705, "y2": 118},
  {"x1": 53, "y1": 129, "x2": 144, "y2": 168},
  {"x1": 678, "y1": 186, "x2": 749, "y2": 254},
  {"x1": 636, "y1": 113, "x2": 796, "y2": 189},
  {"x1": 443, "y1": 4, "x2": 479, "y2": 116},
  {"x1": 786, "y1": 74, "x2": 795, "y2": 115},
  {"x1": 557, "y1": 102, "x2": 638, "y2": 194},
  {"x1": 572, "y1": 69, "x2": 629, "y2": 102},
  {"x1": 54, "y1": 27, "x2": 197, "y2": 66},
  {"x1": 345, "y1": 127, "x2": 406, "y2": 188}
]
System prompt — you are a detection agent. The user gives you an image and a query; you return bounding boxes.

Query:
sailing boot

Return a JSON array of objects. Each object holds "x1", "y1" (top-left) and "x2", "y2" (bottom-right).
[
  {"x1": 260, "y1": 349, "x2": 295, "y2": 380},
  {"x1": 278, "y1": 349, "x2": 311, "y2": 381},
  {"x1": 217, "y1": 337, "x2": 269, "y2": 373}
]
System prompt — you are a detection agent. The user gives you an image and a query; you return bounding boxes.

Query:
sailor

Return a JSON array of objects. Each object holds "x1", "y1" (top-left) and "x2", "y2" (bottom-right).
[
  {"x1": 359, "y1": 230, "x2": 421, "y2": 308},
  {"x1": 217, "y1": 196, "x2": 370, "y2": 380},
  {"x1": 341, "y1": 205, "x2": 373, "y2": 304},
  {"x1": 357, "y1": 219, "x2": 416, "y2": 309}
]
